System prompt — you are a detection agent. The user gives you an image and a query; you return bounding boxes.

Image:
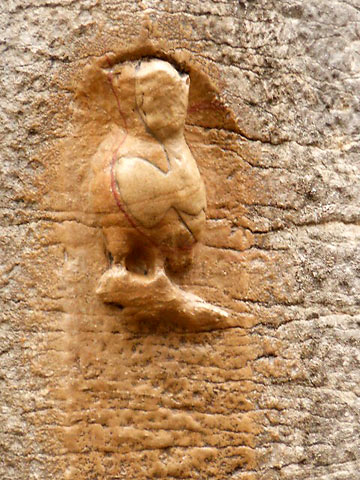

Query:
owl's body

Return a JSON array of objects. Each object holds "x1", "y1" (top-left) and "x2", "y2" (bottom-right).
[
  {"x1": 90, "y1": 58, "x2": 207, "y2": 272},
  {"x1": 88, "y1": 58, "x2": 230, "y2": 329}
]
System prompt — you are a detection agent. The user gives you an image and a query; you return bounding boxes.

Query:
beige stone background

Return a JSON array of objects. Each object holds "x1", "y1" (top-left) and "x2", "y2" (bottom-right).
[{"x1": 1, "y1": 1, "x2": 359, "y2": 479}]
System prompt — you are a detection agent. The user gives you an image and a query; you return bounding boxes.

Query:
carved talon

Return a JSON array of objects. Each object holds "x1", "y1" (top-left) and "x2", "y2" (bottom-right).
[
  {"x1": 96, "y1": 264, "x2": 169, "y2": 306},
  {"x1": 97, "y1": 264, "x2": 232, "y2": 331}
]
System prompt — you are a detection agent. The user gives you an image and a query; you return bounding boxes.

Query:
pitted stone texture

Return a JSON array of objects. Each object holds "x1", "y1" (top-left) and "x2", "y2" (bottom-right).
[{"x1": 1, "y1": 1, "x2": 359, "y2": 480}]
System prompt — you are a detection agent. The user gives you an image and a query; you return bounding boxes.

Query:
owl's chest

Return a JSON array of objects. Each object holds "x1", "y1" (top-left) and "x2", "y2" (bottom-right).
[{"x1": 114, "y1": 152, "x2": 206, "y2": 229}]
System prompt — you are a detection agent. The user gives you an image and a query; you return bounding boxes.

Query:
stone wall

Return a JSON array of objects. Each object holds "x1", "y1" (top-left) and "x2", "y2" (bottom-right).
[{"x1": 1, "y1": 1, "x2": 359, "y2": 479}]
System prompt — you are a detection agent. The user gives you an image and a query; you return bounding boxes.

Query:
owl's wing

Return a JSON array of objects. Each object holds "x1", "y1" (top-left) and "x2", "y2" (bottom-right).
[{"x1": 115, "y1": 156, "x2": 173, "y2": 228}]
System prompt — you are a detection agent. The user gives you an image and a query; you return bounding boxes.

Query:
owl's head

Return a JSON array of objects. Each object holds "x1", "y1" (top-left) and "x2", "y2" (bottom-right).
[{"x1": 135, "y1": 59, "x2": 189, "y2": 141}]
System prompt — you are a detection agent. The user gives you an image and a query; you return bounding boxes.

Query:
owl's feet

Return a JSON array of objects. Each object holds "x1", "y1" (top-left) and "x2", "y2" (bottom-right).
[{"x1": 96, "y1": 264, "x2": 235, "y2": 332}]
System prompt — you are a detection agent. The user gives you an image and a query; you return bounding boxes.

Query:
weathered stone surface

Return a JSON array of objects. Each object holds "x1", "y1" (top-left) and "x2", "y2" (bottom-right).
[{"x1": 1, "y1": 1, "x2": 359, "y2": 479}]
